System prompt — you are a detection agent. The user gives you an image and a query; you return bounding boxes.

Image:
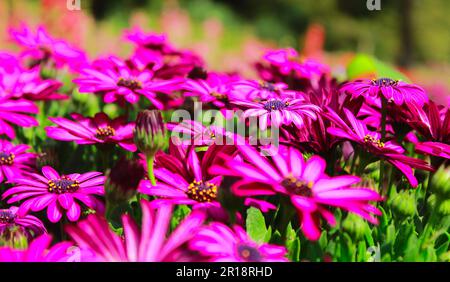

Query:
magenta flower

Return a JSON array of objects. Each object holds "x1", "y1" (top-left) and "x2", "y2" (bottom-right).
[
  {"x1": 233, "y1": 98, "x2": 321, "y2": 130},
  {"x1": 230, "y1": 79, "x2": 298, "y2": 101},
  {"x1": 0, "y1": 98, "x2": 38, "y2": 139},
  {"x1": 138, "y1": 145, "x2": 222, "y2": 208},
  {"x1": 66, "y1": 200, "x2": 205, "y2": 262},
  {"x1": 0, "y1": 206, "x2": 46, "y2": 239},
  {"x1": 73, "y1": 56, "x2": 181, "y2": 107},
  {"x1": 190, "y1": 223, "x2": 287, "y2": 262},
  {"x1": 2, "y1": 166, "x2": 105, "y2": 223},
  {"x1": 340, "y1": 78, "x2": 428, "y2": 107},
  {"x1": 10, "y1": 25, "x2": 87, "y2": 71},
  {"x1": 0, "y1": 234, "x2": 76, "y2": 262},
  {"x1": 45, "y1": 112, "x2": 136, "y2": 152},
  {"x1": 210, "y1": 145, "x2": 383, "y2": 240},
  {"x1": 0, "y1": 64, "x2": 65, "y2": 101},
  {"x1": 263, "y1": 48, "x2": 329, "y2": 79},
  {"x1": 415, "y1": 141, "x2": 450, "y2": 160},
  {"x1": 125, "y1": 28, "x2": 175, "y2": 54},
  {"x1": 326, "y1": 108, "x2": 434, "y2": 187},
  {"x1": 0, "y1": 139, "x2": 36, "y2": 183}
]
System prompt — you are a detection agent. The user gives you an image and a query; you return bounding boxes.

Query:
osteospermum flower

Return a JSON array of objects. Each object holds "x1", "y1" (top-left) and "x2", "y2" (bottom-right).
[
  {"x1": 9, "y1": 25, "x2": 87, "y2": 71},
  {"x1": 233, "y1": 98, "x2": 321, "y2": 130},
  {"x1": 190, "y1": 223, "x2": 287, "y2": 262},
  {"x1": 73, "y1": 56, "x2": 180, "y2": 106},
  {"x1": 0, "y1": 98, "x2": 38, "y2": 139},
  {"x1": 0, "y1": 140, "x2": 36, "y2": 183},
  {"x1": 45, "y1": 112, "x2": 136, "y2": 152},
  {"x1": 230, "y1": 79, "x2": 299, "y2": 101},
  {"x1": 210, "y1": 145, "x2": 383, "y2": 240},
  {"x1": 0, "y1": 234, "x2": 76, "y2": 262},
  {"x1": 340, "y1": 78, "x2": 428, "y2": 107},
  {"x1": 66, "y1": 200, "x2": 205, "y2": 262},
  {"x1": 2, "y1": 166, "x2": 105, "y2": 223},
  {"x1": 326, "y1": 108, "x2": 434, "y2": 187},
  {"x1": 0, "y1": 206, "x2": 46, "y2": 239}
]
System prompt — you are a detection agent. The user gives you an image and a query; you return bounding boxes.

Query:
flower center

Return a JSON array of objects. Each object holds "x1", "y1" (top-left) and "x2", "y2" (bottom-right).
[
  {"x1": 117, "y1": 77, "x2": 142, "y2": 90},
  {"x1": 259, "y1": 81, "x2": 277, "y2": 92},
  {"x1": 281, "y1": 175, "x2": 313, "y2": 197},
  {"x1": 364, "y1": 134, "x2": 385, "y2": 148},
  {"x1": 186, "y1": 180, "x2": 217, "y2": 203},
  {"x1": 0, "y1": 210, "x2": 16, "y2": 224},
  {"x1": 211, "y1": 92, "x2": 228, "y2": 102},
  {"x1": 95, "y1": 126, "x2": 115, "y2": 139},
  {"x1": 48, "y1": 176, "x2": 80, "y2": 194},
  {"x1": 372, "y1": 78, "x2": 398, "y2": 87},
  {"x1": 263, "y1": 100, "x2": 288, "y2": 111},
  {"x1": 0, "y1": 152, "x2": 15, "y2": 165},
  {"x1": 237, "y1": 244, "x2": 263, "y2": 262}
]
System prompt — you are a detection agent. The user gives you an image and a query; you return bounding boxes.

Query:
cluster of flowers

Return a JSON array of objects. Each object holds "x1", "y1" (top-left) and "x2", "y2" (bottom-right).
[{"x1": 0, "y1": 25, "x2": 448, "y2": 262}]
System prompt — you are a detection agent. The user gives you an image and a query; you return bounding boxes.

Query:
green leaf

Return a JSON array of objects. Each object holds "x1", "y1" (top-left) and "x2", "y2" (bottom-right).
[{"x1": 246, "y1": 207, "x2": 268, "y2": 244}]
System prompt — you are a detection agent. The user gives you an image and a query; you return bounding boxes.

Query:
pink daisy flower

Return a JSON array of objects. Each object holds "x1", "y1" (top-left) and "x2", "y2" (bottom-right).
[
  {"x1": 0, "y1": 234, "x2": 76, "y2": 262},
  {"x1": 190, "y1": 223, "x2": 287, "y2": 262},
  {"x1": 230, "y1": 79, "x2": 298, "y2": 101},
  {"x1": 0, "y1": 139, "x2": 36, "y2": 183},
  {"x1": 2, "y1": 166, "x2": 105, "y2": 223},
  {"x1": 66, "y1": 200, "x2": 205, "y2": 262},
  {"x1": 45, "y1": 112, "x2": 136, "y2": 152},
  {"x1": 0, "y1": 206, "x2": 46, "y2": 239},
  {"x1": 340, "y1": 78, "x2": 428, "y2": 107},
  {"x1": 0, "y1": 98, "x2": 38, "y2": 139},
  {"x1": 233, "y1": 98, "x2": 321, "y2": 130},
  {"x1": 210, "y1": 145, "x2": 383, "y2": 240}
]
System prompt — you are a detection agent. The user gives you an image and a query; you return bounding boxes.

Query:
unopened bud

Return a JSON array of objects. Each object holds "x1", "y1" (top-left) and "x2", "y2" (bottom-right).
[
  {"x1": 390, "y1": 190, "x2": 416, "y2": 218},
  {"x1": 133, "y1": 110, "x2": 167, "y2": 157},
  {"x1": 342, "y1": 213, "x2": 366, "y2": 240},
  {"x1": 432, "y1": 166, "x2": 450, "y2": 198},
  {"x1": 105, "y1": 158, "x2": 145, "y2": 204}
]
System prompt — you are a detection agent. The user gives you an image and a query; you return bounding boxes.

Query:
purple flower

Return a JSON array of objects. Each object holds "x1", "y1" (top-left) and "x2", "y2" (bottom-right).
[
  {"x1": 0, "y1": 139, "x2": 36, "y2": 183},
  {"x1": 340, "y1": 78, "x2": 428, "y2": 107},
  {"x1": 0, "y1": 206, "x2": 46, "y2": 239},
  {"x1": 0, "y1": 234, "x2": 76, "y2": 262},
  {"x1": 73, "y1": 56, "x2": 181, "y2": 106},
  {"x1": 66, "y1": 200, "x2": 205, "y2": 262},
  {"x1": 10, "y1": 25, "x2": 87, "y2": 71},
  {"x1": 0, "y1": 98, "x2": 38, "y2": 139},
  {"x1": 233, "y1": 98, "x2": 321, "y2": 130},
  {"x1": 190, "y1": 223, "x2": 288, "y2": 262},
  {"x1": 210, "y1": 145, "x2": 383, "y2": 240},
  {"x1": 325, "y1": 108, "x2": 434, "y2": 187},
  {"x1": 46, "y1": 112, "x2": 136, "y2": 152},
  {"x1": 2, "y1": 166, "x2": 105, "y2": 223}
]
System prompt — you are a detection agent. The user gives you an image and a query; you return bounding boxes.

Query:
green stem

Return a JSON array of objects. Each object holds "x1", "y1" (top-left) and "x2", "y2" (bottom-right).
[
  {"x1": 147, "y1": 154, "x2": 156, "y2": 186},
  {"x1": 379, "y1": 96, "x2": 388, "y2": 193}
]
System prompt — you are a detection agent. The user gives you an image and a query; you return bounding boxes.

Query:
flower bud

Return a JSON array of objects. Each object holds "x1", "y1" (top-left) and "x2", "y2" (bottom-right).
[
  {"x1": 105, "y1": 158, "x2": 145, "y2": 204},
  {"x1": 342, "y1": 213, "x2": 366, "y2": 240},
  {"x1": 133, "y1": 110, "x2": 167, "y2": 157},
  {"x1": 389, "y1": 190, "x2": 416, "y2": 218},
  {"x1": 432, "y1": 166, "x2": 450, "y2": 198}
]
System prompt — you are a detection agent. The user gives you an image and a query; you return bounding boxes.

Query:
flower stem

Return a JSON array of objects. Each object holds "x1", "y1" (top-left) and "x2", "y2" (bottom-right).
[
  {"x1": 147, "y1": 154, "x2": 157, "y2": 186},
  {"x1": 379, "y1": 96, "x2": 388, "y2": 193}
]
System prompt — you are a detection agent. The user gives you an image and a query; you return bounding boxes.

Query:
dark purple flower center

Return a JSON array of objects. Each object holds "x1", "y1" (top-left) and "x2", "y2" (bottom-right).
[
  {"x1": 259, "y1": 81, "x2": 277, "y2": 92},
  {"x1": 95, "y1": 126, "x2": 116, "y2": 140},
  {"x1": 263, "y1": 100, "x2": 288, "y2": 111},
  {"x1": 0, "y1": 210, "x2": 16, "y2": 224},
  {"x1": 237, "y1": 244, "x2": 263, "y2": 262},
  {"x1": 117, "y1": 77, "x2": 142, "y2": 90},
  {"x1": 372, "y1": 78, "x2": 398, "y2": 87},
  {"x1": 0, "y1": 152, "x2": 15, "y2": 166},
  {"x1": 281, "y1": 175, "x2": 313, "y2": 197},
  {"x1": 364, "y1": 135, "x2": 385, "y2": 148},
  {"x1": 186, "y1": 180, "x2": 217, "y2": 203},
  {"x1": 48, "y1": 176, "x2": 80, "y2": 194}
]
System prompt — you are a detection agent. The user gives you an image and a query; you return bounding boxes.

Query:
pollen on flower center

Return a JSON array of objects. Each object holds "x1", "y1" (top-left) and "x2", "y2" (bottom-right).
[
  {"x1": 47, "y1": 176, "x2": 80, "y2": 194},
  {"x1": 364, "y1": 135, "x2": 385, "y2": 148},
  {"x1": 263, "y1": 100, "x2": 288, "y2": 111},
  {"x1": 259, "y1": 81, "x2": 277, "y2": 92},
  {"x1": 0, "y1": 210, "x2": 16, "y2": 224},
  {"x1": 372, "y1": 78, "x2": 398, "y2": 87},
  {"x1": 237, "y1": 244, "x2": 262, "y2": 262},
  {"x1": 186, "y1": 180, "x2": 217, "y2": 203},
  {"x1": 117, "y1": 77, "x2": 142, "y2": 90},
  {"x1": 0, "y1": 152, "x2": 15, "y2": 165},
  {"x1": 211, "y1": 92, "x2": 228, "y2": 101},
  {"x1": 281, "y1": 175, "x2": 313, "y2": 197},
  {"x1": 95, "y1": 126, "x2": 115, "y2": 139}
]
